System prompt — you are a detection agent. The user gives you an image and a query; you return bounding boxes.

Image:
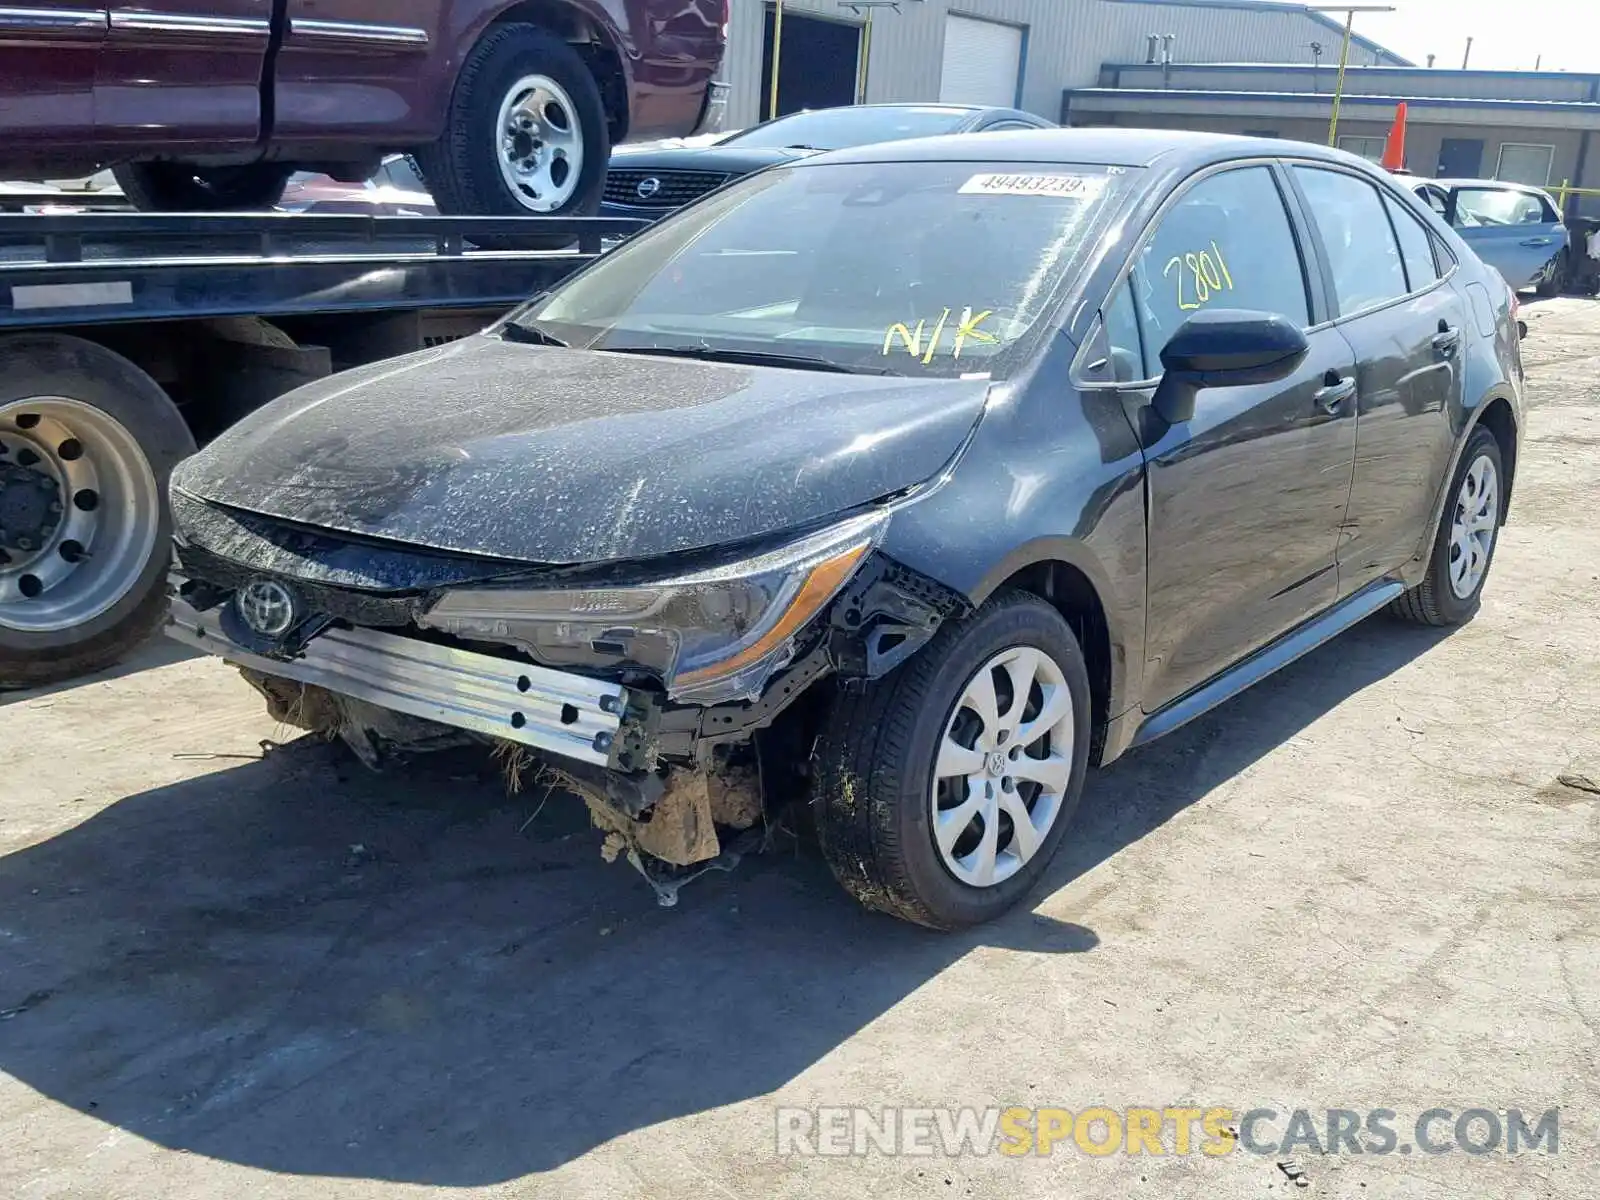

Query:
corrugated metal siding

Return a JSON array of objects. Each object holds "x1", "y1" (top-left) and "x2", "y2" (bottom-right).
[
  {"x1": 1111, "y1": 63, "x2": 1598, "y2": 101},
  {"x1": 721, "y1": 0, "x2": 1401, "y2": 127}
]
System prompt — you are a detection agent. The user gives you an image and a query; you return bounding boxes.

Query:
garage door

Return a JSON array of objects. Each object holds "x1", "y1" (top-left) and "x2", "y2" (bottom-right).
[{"x1": 939, "y1": 14, "x2": 1022, "y2": 108}]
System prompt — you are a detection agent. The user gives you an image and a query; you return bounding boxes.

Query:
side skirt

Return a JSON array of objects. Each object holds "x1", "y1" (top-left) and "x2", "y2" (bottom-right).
[{"x1": 1118, "y1": 576, "x2": 1407, "y2": 755}]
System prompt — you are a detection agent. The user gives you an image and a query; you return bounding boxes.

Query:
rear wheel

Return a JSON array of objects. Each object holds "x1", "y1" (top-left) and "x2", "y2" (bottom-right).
[
  {"x1": 1389, "y1": 425, "x2": 1504, "y2": 627},
  {"x1": 0, "y1": 335, "x2": 195, "y2": 689},
  {"x1": 416, "y1": 23, "x2": 610, "y2": 248},
  {"x1": 112, "y1": 162, "x2": 292, "y2": 211},
  {"x1": 813, "y1": 592, "x2": 1091, "y2": 929}
]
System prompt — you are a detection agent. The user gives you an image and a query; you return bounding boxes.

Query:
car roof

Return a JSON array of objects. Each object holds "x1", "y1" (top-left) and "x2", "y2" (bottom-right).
[
  {"x1": 1427, "y1": 177, "x2": 1553, "y2": 195},
  {"x1": 800, "y1": 127, "x2": 1368, "y2": 171}
]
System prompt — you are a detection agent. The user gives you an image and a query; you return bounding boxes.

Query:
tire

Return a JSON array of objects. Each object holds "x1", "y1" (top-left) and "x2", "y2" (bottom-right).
[
  {"x1": 416, "y1": 23, "x2": 610, "y2": 249},
  {"x1": 813, "y1": 591, "x2": 1093, "y2": 930},
  {"x1": 1535, "y1": 254, "x2": 1562, "y2": 298},
  {"x1": 0, "y1": 335, "x2": 196, "y2": 690},
  {"x1": 1389, "y1": 425, "x2": 1504, "y2": 627},
  {"x1": 112, "y1": 162, "x2": 292, "y2": 211}
]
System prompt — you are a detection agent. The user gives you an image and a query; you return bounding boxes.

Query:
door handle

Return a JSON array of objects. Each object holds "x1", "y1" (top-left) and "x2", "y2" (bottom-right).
[
  {"x1": 1432, "y1": 327, "x2": 1461, "y2": 355},
  {"x1": 1314, "y1": 375, "x2": 1356, "y2": 413},
  {"x1": 1520, "y1": 236, "x2": 1555, "y2": 247}
]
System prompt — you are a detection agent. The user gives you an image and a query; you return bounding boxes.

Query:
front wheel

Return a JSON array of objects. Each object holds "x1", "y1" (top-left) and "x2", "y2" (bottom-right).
[
  {"x1": 112, "y1": 162, "x2": 292, "y2": 211},
  {"x1": 813, "y1": 592, "x2": 1092, "y2": 929},
  {"x1": 1389, "y1": 425, "x2": 1504, "y2": 627},
  {"x1": 416, "y1": 23, "x2": 609, "y2": 248}
]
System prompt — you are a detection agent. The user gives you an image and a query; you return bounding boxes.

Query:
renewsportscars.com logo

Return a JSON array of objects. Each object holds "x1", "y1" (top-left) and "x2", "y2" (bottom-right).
[{"x1": 774, "y1": 1106, "x2": 1560, "y2": 1159}]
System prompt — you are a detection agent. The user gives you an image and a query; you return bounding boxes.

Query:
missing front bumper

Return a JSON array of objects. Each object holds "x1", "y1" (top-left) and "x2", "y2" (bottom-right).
[{"x1": 165, "y1": 581, "x2": 628, "y2": 769}]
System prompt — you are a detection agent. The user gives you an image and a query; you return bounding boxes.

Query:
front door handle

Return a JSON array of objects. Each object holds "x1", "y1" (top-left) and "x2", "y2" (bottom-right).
[
  {"x1": 1432, "y1": 327, "x2": 1461, "y2": 355},
  {"x1": 1314, "y1": 375, "x2": 1356, "y2": 413},
  {"x1": 1520, "y1": 236, "x2": 1556, "y2": 247}
]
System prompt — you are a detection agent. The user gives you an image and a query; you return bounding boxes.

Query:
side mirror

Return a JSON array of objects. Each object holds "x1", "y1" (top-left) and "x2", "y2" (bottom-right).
[{"x1": 1151, "y1": 309, "x2": 1311, "y2": 425}]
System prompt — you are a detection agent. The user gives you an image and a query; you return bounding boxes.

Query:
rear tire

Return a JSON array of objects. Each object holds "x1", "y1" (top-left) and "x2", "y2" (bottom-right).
[
  {"x1": 0, "y1": 335, "x2": 195, "y2": 690},
  {"x1": 813, "y1": 591, "x2": 1092, "y2": 929},
  {"x1": 417, "y1": 23, "x2": 610, "y2": 249},
  {"x1": 1389, "y1": 425, "x2": 1504, "y2": 627},
  {"x1": 112, "y1": 162, "x2": 292, "y2": 211}
]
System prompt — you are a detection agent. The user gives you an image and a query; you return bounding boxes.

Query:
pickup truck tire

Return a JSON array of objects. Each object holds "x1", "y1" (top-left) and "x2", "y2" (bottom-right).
[
  {"x1": 813, "y1": 592, "x2": 1092, "y2": 929},
  {"x1": 417, "y1": 23, "x2": 610, "y2": 247},
  {"x1": 112, "y1": 163, "x2": 292, "y2": 212},
  {"x1": 0, "y1": 335, "x2": 195, "y2": 690},
  {"x1": 1389, "y1": 425, "x2": 1503, "y2": 627}
]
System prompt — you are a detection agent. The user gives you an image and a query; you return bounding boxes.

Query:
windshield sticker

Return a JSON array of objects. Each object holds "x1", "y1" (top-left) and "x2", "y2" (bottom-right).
[
  {"x1": 1162, "y1": 241, "x2": 1236, "y2": 312},
  {"x1": 958, "y1": 173, "x2": 1108, "y2": 200},
  {"x1": 882, "y1": 307, "x2": 1001, "y2": 362}
]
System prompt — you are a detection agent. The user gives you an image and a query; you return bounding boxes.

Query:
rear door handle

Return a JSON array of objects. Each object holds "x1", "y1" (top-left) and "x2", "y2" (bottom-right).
[
  {"x1": 1314, "y1": 376, "x2": 1356, "y2": 413},
  {"x1": 1520, "y1": 236, "x2": 1556, "y2": 247},
  {"x1": 1432, "y1": 327, "x2": 1461, "y2": 355}
]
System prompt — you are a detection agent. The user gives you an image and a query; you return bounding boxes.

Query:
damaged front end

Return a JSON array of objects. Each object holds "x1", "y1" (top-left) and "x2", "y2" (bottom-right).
[{"x1": 166, "y1": 503, "x2": 969, "y2": 901}]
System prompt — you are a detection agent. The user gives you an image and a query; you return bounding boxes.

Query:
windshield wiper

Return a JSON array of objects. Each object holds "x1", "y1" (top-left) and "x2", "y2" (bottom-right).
[
  {"x1": 602, "y1": 345, "x2": 891, "y2": 375},
  {"x1": 500, "y1": 321, "x2": 568, "y2": 347}
]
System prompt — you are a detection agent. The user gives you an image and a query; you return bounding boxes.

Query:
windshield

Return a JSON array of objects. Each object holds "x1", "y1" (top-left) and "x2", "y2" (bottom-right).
[
  {"x1": 515, "y1": 160, "x2": 1136, "y2": 379},
  {"x1": 723, "y1": 106, "x2": 978, "y2": 150}
]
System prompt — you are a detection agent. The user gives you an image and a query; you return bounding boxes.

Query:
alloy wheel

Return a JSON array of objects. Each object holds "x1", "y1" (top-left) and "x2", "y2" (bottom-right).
[{"x1": 930, "y1": 646, "x2": 1076, "y2": 888}]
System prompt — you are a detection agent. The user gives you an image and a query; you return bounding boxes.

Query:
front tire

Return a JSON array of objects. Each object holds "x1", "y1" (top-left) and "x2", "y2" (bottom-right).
[
  {"x1": 0, "y1": 335, "x2": 195, "y2": 689},
  {"x1": 112, "y1": 162, "x2": 291, "y2": 211},
  {"x1": 416, "y1": 23, "x2": 610, "y2": 248},
  {"x1": 1389, "y1": 425, "x2": 1504, "y2": 627},
  {"x1": 813, "y1": 591, "x2": 1092, "y2": 930}
]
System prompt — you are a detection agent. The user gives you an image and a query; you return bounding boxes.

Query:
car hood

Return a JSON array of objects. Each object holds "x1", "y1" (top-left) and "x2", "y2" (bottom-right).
[
  {"x1": 605, "y1": 144, "x2": 817, "y2": 173},
  {"x1": 172, "y1": 335, "x2": 991, "y2": 566}
]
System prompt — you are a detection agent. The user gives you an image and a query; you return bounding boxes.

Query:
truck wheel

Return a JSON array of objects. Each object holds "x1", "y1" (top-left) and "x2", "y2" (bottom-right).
[
  {"x1": 112, "y1": 162, "x2": 292, "y2": 211},
  {"x1": 417, "y1": 23, "x2": 610, "y2": 247},
  {"x1": 1389, "y1": 425, "x2": 1504, "y2": 627},
  {"x1": 813, "y1": 592, "x2": 1092, "y2": 929},
  {"x1": 0, "y1": 335, "x2": 195, "y2": 690}
]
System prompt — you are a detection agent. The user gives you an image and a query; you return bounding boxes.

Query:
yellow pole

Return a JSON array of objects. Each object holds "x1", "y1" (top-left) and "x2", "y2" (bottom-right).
[
  {"x1": 1326, "y1": 8, "x2": 1355, "y2": 146},
  {"x1": 769, "y1": 0, "x2": 785, "y2": 120},
  {"x1": 856, "y1": 8, "x2": 874, "y2": 105}
]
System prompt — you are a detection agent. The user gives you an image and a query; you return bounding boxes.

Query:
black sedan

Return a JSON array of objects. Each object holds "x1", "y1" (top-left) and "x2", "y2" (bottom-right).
[
  {"x1": 166, "y1": 129, "x2": 1524, "y2": 928},
  {"x1": 598, "y1": 102, "x2": 1053, "y2": 217}
]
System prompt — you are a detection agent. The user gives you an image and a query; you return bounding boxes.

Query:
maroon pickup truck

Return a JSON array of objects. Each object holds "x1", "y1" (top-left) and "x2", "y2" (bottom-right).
[{"x1": 0, "y1": 1, "x2": 726, "y2": 218}]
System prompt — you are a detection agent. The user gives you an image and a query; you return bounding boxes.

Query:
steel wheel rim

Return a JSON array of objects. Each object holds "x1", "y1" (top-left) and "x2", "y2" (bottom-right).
[
  {"x1": 495, "y1": 74, "x2": 583, "y2": 213},
  {"x1": 930, "y1": 645, "x2": 1075, "y2": 889},
  {"x1": 0, "y1": 396, "x2": 159, "y2": 633},
  {"x1": 1448, "y1": 453, "x2": 1498, "y2": 600}
]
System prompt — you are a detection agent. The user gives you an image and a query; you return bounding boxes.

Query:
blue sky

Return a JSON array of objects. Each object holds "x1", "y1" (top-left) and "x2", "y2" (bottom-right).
[{"x1": 1348, "y1": 0, "x2": 1600, "y2": 71}]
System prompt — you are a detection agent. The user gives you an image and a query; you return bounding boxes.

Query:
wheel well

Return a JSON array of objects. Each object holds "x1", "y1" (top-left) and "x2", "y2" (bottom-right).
[
  {"x1": 1476, "y1": 397, "x2": 1518, "y2": 516},
  {"x1": 995, "y1": 561, "x2": 1113, "y2": 762},
  {"x1": 492, "y1": 1, "x2": 630, "y2": 144}
]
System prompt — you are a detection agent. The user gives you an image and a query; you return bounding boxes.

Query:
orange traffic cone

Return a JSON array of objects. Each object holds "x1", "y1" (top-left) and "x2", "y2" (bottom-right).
[{"x1": 1381, "y1": 102, "x2": 1408, "y2": 171}]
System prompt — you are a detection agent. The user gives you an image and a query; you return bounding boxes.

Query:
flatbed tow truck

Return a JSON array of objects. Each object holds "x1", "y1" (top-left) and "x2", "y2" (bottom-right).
[{"x1": 0, "y1": 210, "x2": 641, "y2": 689}]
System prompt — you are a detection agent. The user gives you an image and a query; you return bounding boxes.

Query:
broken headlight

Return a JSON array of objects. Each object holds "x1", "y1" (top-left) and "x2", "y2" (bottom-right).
[{"x1": 421, "y1": 511, "x2": 887, "y2": 704}]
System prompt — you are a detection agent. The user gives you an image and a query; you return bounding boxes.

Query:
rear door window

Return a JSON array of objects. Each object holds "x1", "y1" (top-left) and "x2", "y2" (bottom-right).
[
  {"x1": 1452, "y1": 187, "x2": 1556, "y2": 228},
  {"x1": 1384, "y1": 193, "x2": 1441, "y2": 292},
  {"x1": 1292, "y1": 166, "x2": 1409, "y2": 315},
  {"x1": 1131, "y1": 165, "x2": 1311, "y2": 375}
]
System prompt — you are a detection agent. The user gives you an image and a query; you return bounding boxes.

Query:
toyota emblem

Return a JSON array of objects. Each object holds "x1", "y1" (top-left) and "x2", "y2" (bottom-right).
[
  {"x1": 237, "y1": 577, "x2": 298, "y2": 638},
  {"x1": 635, "y1": 176, "x2": 661, "y2": 200}
]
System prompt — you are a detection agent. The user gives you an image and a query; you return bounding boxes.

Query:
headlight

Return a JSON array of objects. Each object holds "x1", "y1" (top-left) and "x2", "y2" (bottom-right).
[{"x1": 421, "y1": 512, "x2": 887, "y2": 704}]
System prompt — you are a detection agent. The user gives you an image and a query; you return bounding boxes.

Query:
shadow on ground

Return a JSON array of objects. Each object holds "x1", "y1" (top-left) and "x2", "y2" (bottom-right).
[{"x1": 0, "y1": 616, "x2": 1447, "y2": 1185}]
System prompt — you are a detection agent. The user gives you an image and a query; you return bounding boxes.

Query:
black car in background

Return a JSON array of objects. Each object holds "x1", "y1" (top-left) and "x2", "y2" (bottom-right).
[
  {"x1": 166, "y1": 130, "x2": 1524, "y2": 929},
  {"x1": 598, "y1": 103, "x2": 1054, "y2": 218}
]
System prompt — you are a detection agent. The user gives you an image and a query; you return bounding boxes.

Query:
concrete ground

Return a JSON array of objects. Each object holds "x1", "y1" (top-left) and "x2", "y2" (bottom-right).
[{"x1": 2, "y1": 298, "x2": 1597, "y2": 1199}]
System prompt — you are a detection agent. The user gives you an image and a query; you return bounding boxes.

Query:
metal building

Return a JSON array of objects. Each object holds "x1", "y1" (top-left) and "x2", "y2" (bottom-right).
[{"x1": 722, "y1": 0, "x2": 1409, "y2": 129}]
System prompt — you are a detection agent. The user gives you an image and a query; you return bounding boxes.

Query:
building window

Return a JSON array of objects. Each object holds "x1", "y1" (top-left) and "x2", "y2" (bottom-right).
[
  {"x1": 1242, "y1": 129, "x2": 1279, "y2": 138},
  {"x1": 1495, "y1": 143, "x2": 1555, "y2": 187},
  {"x1": 1337, "y1": 135, "x2": 1386, "y2": 164}
]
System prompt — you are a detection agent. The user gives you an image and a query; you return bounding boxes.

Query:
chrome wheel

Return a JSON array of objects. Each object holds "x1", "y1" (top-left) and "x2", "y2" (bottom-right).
[
  {"x1": 495, "y1": 73, "x2": 583, "y2": 212},
  {"x1": 1448, "y1": 453, "x2": 1498, "y2": 600},
  {"x1": 0, "y1": 396, "x2": 159, "y2": 633},
  {"x1": 931, "y1": 646, "x2": 1075, "y2": 888}
]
